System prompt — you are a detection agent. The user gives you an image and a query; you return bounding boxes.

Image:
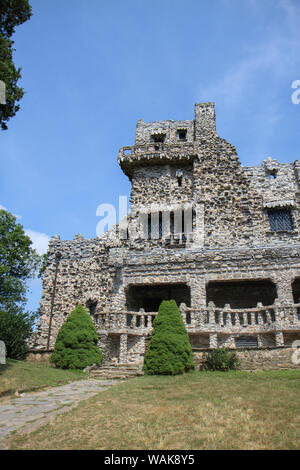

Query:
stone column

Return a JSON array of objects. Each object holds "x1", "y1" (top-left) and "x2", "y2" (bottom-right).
[
  {"x1": 257, "y1": 334, "x2": 263, "y2": 348},
  {"x1": 190, "y1": 275, "x2": 206, "y2": 308},
  {"x1": 119, "y1": 333, "x2": 128, "y2": 363},
  {"x1": 273, "y1": 276, "x2": 294, "y2": 304},
  {"x1": 209, "y1": 333, "x2": 218, "y2": 349}
]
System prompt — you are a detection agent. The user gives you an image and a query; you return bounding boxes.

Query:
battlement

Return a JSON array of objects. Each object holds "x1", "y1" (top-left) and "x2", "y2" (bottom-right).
[{"x1": 134, "y1": 102, "x2": 217, "y2": 146}]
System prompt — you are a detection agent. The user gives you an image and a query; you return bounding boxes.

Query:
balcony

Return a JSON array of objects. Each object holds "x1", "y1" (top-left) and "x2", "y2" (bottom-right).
[
  {"x1": 94, "y1": 301, "x2": 300, "y2": 336},
  {"x1": 118, "y1": 143, "x2": 197, "y2": 175}
]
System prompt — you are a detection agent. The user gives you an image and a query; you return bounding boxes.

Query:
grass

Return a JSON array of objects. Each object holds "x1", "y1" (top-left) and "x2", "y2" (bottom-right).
[
  {"x1": 0, "y1": 359, "x2": 86, "y2": 396},
  {"x1": 8, "y1": 369, "x2": 300, "y2": 450}
]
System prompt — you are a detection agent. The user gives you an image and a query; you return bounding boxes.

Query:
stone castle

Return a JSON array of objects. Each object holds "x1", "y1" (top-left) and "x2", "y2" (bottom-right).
[{"x1": 32, "y1": 103, "x2": 300, "y2": 369}]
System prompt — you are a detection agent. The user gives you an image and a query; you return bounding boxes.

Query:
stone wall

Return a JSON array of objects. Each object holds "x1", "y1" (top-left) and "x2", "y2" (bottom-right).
[{"x1": 193, "y1": 347, "x2": 300, "y2": 371}]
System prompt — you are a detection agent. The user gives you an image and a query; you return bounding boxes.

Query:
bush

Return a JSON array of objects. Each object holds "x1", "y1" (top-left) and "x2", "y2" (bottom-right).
[
  {"x1": 50, "y1": 304, "x2": 102, "y2": 369},
  {"x1": 143, "y1": 299, "x2": 194, "y2": 375},
  {"x1": 0, "y1": 307, "x2": 37, "y2": 359},
  {"x1": 202, "y1": 348, "x2": 240, "y2": 371}
]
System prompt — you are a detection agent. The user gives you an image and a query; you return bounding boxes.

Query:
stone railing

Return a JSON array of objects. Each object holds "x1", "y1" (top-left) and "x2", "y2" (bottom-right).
[
  {"x1": 95, "y1": 301, "x2": 300, "y2": 334},
  {"x1": 118, "y1": 143, "x2": 197, "y2": 164}
]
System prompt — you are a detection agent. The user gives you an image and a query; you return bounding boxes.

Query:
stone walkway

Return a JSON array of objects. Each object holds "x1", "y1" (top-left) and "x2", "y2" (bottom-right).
[{"x1": 0, "y1": 379, "x2": 116, "y2": 449}]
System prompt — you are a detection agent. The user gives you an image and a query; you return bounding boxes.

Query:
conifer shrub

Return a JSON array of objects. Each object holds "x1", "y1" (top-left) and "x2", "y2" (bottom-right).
[
  {"x1": 202, "y1": 347, "x2": 240, "y2": 371},
  {"x1": 143, "y1": 299, "x2": 194, "y2": 375},
  {"x1": 50, "y1": 304, "x2": 102, "y2": 369}
]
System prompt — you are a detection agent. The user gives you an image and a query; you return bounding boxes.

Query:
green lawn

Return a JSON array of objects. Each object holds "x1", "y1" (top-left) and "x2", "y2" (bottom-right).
[
  {"x1": 0, "y1": 359, "x2": 86, "y2": 396},
  {"x1": 8, "y1": 369, "x2": 300, "y2": 450}
]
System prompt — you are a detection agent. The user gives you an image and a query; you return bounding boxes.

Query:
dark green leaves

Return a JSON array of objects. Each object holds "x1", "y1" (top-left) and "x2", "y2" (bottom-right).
[
  {"x1": 50, "y1": 305, "x2": 103, "y2": 370},
  {"x1": 0, "y1": 0, "x2": 32, "y2": 130},
  {"x1": 143, "y1": 300, "x2": 194, "y2": 375}
]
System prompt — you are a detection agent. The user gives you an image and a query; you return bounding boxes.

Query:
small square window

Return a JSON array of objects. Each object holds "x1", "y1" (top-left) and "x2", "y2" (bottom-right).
[
  {"x1": 151, "y1": 134, "x2": 166, "y2": 143},
  {"x1": 268, "y1": 209, "x2": 293, "y2": 232},
  {"x1": 266, "y1": 169, "x2": 277, "y2": 179},
  {"x1": 177, "y1": 129, "x2": 187, "y2": 140}
]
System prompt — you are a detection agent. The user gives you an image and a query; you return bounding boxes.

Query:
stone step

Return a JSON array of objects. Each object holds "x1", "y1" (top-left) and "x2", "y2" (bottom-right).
[
  {"x1": 91, "y1": 370, "x2": 143, "y2": 376},
  {"x1": 90, "y1": 363, "x2": 144, "y2": 380},
  {"x1": 100, "y1": 365, "x2": 140, "y2": 370}
]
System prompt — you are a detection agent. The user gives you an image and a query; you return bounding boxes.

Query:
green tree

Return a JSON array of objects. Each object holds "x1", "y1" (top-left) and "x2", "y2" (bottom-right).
[
  {"x1": 143, "y1": 300, "x2": 194, "y2": 375},
  {"x1": 50, "y1": 305, "x2": 103, "y2": 370},
  {"x1": 0, "y1": 307, "x2": 37, "y2": 359},
  {"x1": 0, "y1": 0, "x2": 32, "y2": 130},
  {"x1": 0, "y1": 208, "x2": 41, "y2": 358},
  {"x1": 0, "y1": 209, "x2": 40, "y2": 310}
]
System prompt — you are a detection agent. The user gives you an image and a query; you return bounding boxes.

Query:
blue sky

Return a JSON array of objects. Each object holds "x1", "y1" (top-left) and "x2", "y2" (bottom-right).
[{"x1": 1, "y1": 0, "x2": 299, "y2": 313}]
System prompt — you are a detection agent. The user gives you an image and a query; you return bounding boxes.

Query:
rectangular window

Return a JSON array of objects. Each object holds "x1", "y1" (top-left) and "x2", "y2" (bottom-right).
[
  {"x1": 177, "y1": 129, "x2": 187, "y2": 140},
  {"x1": 268, "y1": 209, "x2": 293, "y2": 232},
  {"x1": 235, "y1": 336, "x2": 258, "y2": 348},
  {"x1": 147, "y1": 212, "x2": 163, "y2": 239},
  {"x1": 150, "y1": 133, "x2": 166, "y2": 143}
]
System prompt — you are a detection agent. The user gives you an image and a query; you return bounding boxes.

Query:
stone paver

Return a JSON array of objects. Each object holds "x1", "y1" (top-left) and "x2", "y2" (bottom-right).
[{"x1": 0, "y1": 379, "x2": 116, "y2": 448}]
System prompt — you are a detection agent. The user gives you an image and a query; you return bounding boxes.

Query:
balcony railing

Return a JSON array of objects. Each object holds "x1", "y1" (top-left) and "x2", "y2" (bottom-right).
[
  {"x1": 118, "y1": 143, "x2": 197, "y2": 164},
  {"x1": 94, "y1": 301, "x2": 300, "y2": 334}
]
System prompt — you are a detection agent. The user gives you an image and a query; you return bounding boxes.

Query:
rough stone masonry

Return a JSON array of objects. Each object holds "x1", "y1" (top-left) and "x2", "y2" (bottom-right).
[{"x1": 30, "y1": 103, "x2": 300, "y2": 369}]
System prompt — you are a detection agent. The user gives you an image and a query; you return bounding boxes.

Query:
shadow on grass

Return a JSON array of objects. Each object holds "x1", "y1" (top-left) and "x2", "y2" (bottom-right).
[{"x1": 0, "y1": 358, "x2": 14, "y2": 376}]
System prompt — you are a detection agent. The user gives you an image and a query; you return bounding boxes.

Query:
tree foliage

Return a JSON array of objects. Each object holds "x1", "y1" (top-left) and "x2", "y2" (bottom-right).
[
  {"x1": 143, "y1": 300, "x2": 194, "y2": 375},
  {"x1": 0, "y1": 208, "x2": 40, "y2": 359},
  {"x1": 0, "y1": 307, "x2": 37, "y2": 359},
  {"x1": 0, "y1": 0, "x2": 32, "y2": 38},
  {"x1": 0, "y1": 209, "x2": 40, "y2": 311},
  {"x1": 50, "y1": 305, "x2": 103, "y2": 370},
  {"x1": 0, "y1": 0, "x2": 32, "y2": 130}
]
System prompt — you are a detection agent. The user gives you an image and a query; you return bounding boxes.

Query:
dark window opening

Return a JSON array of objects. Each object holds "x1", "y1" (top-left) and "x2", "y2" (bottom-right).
[
  {"x1": 151, "y1": 133, "x2": 166, "y2": 143},
  {"x1": 292, "y1": 278, "x2": 300, "y2": 304},
  {"x1": 177, "y1": 176, "x2": 182, "y2": 187},
  {"x1": 86, "y1": 300, "x2": 97, "y2": 316},
  {"x1": 266, "y1": 169, "x2": 277, "y2": 179},
  {"x1": 268, "y1": 209, "x2": 293, "y2": 232},
  {"x1": 126, "y1": 283, "x2": 191, "y2": 312},
  {"x1": 177, "y1": 129, "x2": 187, "y2": 140},
  {"x1": 147, "y1": 212, "x2": 163, "y2": 239},
  {"x1": 235, "y1": 336, "x2": 258, "y2": 348},
  {"x1": 147, "y1": 213, "x2": 151, "y2": 239},
  {"x1": 170, "y1": 211, "x2": 174, "y2": 235},
  {"x1": 159, "y1": 212, "x2": 163, "y2": 239},
  {"x1": 206, "y1": 280, "x2": 277, "y2": 309}
]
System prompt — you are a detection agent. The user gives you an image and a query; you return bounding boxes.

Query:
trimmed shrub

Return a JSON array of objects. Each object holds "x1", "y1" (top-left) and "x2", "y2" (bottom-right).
[
  {"x1": 143, "y1": 299, "x2": 194, "y2": 375},
  {"x1": 50, "y1": 304, "x2": 102, "y2": 369},
  {"x1": 202, "y1": 348, "x2": 240, "y2": 371}
]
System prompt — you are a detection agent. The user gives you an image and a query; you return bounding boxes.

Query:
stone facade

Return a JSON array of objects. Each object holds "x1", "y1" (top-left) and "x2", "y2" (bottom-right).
[{"x1": 31, "y1": 103, "x2": 300, "y2": 370}]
